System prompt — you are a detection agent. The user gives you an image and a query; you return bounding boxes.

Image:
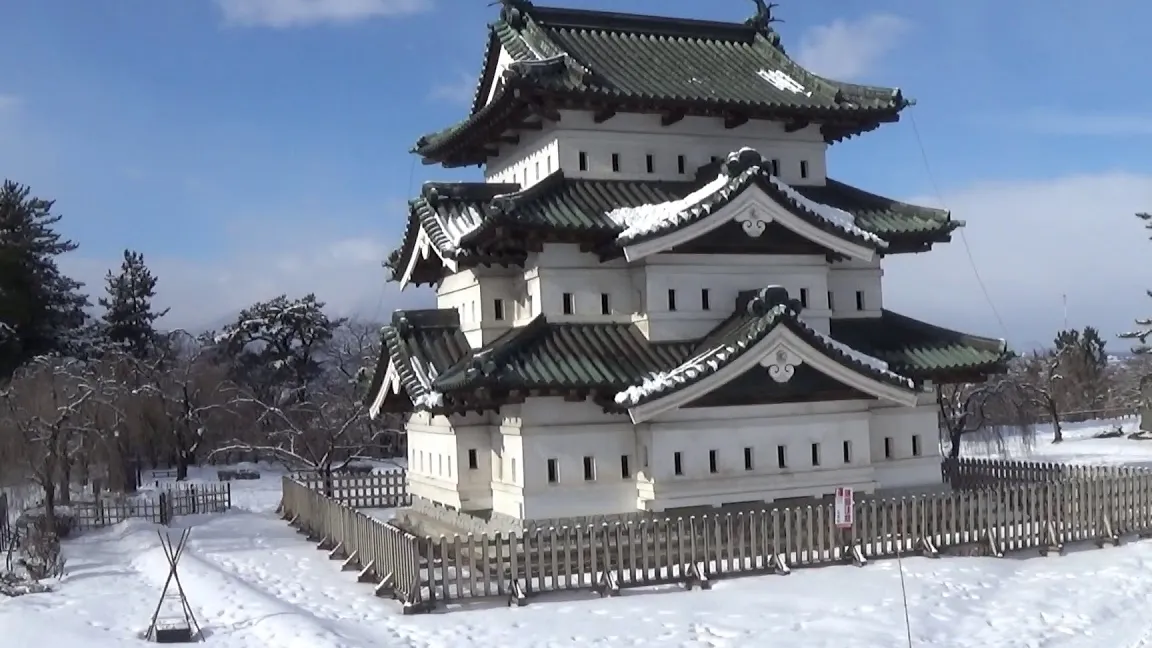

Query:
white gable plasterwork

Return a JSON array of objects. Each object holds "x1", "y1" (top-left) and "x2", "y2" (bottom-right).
[
  {"x1": 626, "y1": 325, "x2": 920, "y2": 424},
  {"x1": 398, "y1": 226, "x2": 458, "y2": 291},
  {"x1": 368, "y1": 360, "x2": 401, "y2": 419},
  {"x1": 619, "y1": 188, "x2": 877, "y2": 263}
]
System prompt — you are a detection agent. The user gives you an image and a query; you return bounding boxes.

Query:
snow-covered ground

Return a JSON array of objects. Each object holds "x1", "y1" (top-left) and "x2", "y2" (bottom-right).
[
  {"x1": 12, "y1": 433, "x2": 1152, "y2": 646},
  {"x1": 962, "y1": 415, "x2": 1152, "y2": 467}
]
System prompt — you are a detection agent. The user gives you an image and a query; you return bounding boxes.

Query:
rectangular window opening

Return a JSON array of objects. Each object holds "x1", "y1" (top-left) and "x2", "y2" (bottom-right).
[
  {"x1": 547, "y1": 458, "x2": 559, "y2": 484},
  {"x1": 493, "y1": 298, "x2": 505, "y2": 321},
  {"x1": 611, "y1": 152, "x2": 621, "y2": 172},
  {"x1": 600, "y1": 293, "x2": 611, "y2": 315},
  {"x1": 562, "y1": 292, "x2": 575, "y2": 315},
  {"x1": 583, "y1": 456, "x2": 596, "y2": 481},
  {"x1": 467, "y1": 449, "x2": 478, "y2": 470},
  {"x1": 777, "y1": 445, "x2": 787, "y2": 469},
  {"x1": 842, "y1": 440, "x2": 852, "y2": 464},
  {"x1": 771, "y1": 158, "x2": 780, "y2": 175},
  {"x1": 578, "y1": 151, "x2": 588, "y2": 171},
  {"x1": 799, "y1": 288, "x2": 809, "y2": 308},
  {"x1": 645, "y1": 154, "x2": 655, "y2": 173},
  {"x1": 827, "y1": 291, "x2": 835, "y2": 311},
  {"x1": 856, "y1": 290, "x2": 866, "y2": 311},
  {"x1": 744, "y1": 447, "x2": 754, "y2": 471},
  {"x1": 708, "y1": 449, "x2": 718, "y2": 474},
  {"x1": 673, "y1": 451, "x2": 684, "y2": 476},
  {"x1": 701, "y1": 288, "x2": 711, "y2": 311},
  {"x1": 667, "y1": 288, "x2": 677, "y2": 311},
  {"x1": 510, "y1": 457, "x2": 517, "y2": 483},
  {"x1": 811, "y1": 443, "x2": 821, "y2": 467},
  {"x1": 800, "y1": 160, "x2": 809, "y2": 179},
  {"x1": 912, "y1": 435, "x2": 922, "y2": 457},
  {"x1": 884, "y1": 437, "x2": 893, "y2": 459},
  {"x1": 677, "y1": 155, "x2": 686, "y2": 174},
  {"x1": 621, "y1": 455, "x2": 631, "y2": 479}
]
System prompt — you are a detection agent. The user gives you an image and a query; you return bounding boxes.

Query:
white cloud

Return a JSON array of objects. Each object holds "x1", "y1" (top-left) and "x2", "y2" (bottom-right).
[
  {"x1": 429, "y1": 72, "x2": 478, "y2": 105},
  {"x1": 214, "y1": 0, "x2": 430, "y2": 28},
  {"x1": 795, "y1": 14, "x2": 911, "y2": 80},
  {"x1": 60, "y1": 232, "x2": 433, "y2": 332},
  {"x1": 1017, "y1": 109, "x2": 1152, "y2": 136},
  {"x1": 884, "y1": 172, "x2": 1152, "y2": 350}
]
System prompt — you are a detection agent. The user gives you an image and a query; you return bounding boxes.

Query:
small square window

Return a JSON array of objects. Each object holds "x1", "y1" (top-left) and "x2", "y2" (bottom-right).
[
  {"x1": 811, "y1": 443, "x2": 821, "y2": 467},
  {"x1": 856, "y1": 291, "x2": 866, "y2": 311},
  {"x1": 547, "y1": 458, "x2": 559, "y2": 484},
  {"x1": 677, "y1": 155, "x2": 686, "y2": 174},
  {"x1": 667, "y1": 289, "x2": 677, "y2": 311},
  {"x1": 701, "y1": 288, "x2": 710, "y2": 310},
  {"x1": 562, "y1": 292, "x2": 575, "y2": 315},
  {"x1": 884, "y1": 437, "x2": 893, "y2": 459},
  {"x1": 600, "y1": 293, "x2": 611, "y2": 315},
  {"x1": 468, "y1": 449, "x2": 478, "y2": 470},
  {"x1": 645, "y1": 154, "x2": 654, "y2": 173},
  {"x1": 912, "y1": 435, "x2": 922, "y2": 457},
  {"x1": 621, "y1": 455, "x2": 631, "y2": 479},
  {"x1": 708, "y1": 449, "x2": 719, "y2": 474},
  {"x1": 611, "y1": 153, "x2": 621, "y2": 172},
  {"x1": 800, "y1": 160, "x2": 809, "y2": 179},
  {"x1": 493, "y1": 298, "x2": 505, "y2": 321},
  {"x1": 799, "y1": 288, "x2": 809, "y2": 308},
  {"x1": 842, "y1": 440, "x2": 852, "y2": 464},
  {"x1": 673, "y1": 451, "x2": 683, "y2": 476},
  {"x1": 583, "y1": 456, "x2": 596, "y2": 481},
  {"x1": 743, "y1": 447, "x2": 754, "y2": 471},
  {"x1": 777, "y1": 445, "x2": 787, "y2": 469},
  {"x1": 578, "y1": 151, "x2": 588, "y2": 171}
]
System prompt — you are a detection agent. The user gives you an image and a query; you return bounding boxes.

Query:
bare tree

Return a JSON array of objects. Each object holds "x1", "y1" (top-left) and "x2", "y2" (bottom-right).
[{"x1": 1005, "y1": 351, "x2": 1067, "y2": 443}]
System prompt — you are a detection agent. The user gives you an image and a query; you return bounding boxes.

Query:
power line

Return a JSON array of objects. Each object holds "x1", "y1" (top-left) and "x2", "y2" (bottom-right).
[
  {"x1": 907, "y1": 110, "x2": 1011, "y2": 340},
  {"x1": 371, "y1": 155, "x2": 418, "y2": 324}
]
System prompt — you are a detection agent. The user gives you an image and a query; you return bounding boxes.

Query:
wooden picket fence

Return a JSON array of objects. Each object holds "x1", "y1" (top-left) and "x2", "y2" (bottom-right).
[
  {"x1": 70, "y1": 483, "x2": 233, "y2": 529},
  {"x1": 293, "y1": 470, "x2": 409, "y2": 509},
  {"x1": 280, "y1": 460, "x2": 1152, "y2": 613}
]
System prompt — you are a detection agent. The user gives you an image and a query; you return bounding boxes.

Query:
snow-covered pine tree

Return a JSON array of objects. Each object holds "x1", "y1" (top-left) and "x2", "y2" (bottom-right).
[
  {"x1": 1121, "y1": 212, "x2": 1152, "y2": 353},
  {"x1": 0, "y1": 181, "x2": 90, "y2": 377},
  {"x1": 98, "y1": 249, "x2": 169, "y2": 358}
]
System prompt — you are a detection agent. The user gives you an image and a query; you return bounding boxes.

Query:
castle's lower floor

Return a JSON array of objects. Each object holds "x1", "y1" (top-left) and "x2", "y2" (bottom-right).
[{"x1": 403, "y1": 396, "x2": 940, "y2": 520}]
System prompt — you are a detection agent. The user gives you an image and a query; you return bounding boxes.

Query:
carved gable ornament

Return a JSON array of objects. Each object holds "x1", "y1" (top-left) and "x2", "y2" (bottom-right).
[
  {"x1": 733, "y1": 206, "x2": 770, "y2": 238},
  {"x1": 760, "y1": 344, "x2": 803, "y2": 382}
]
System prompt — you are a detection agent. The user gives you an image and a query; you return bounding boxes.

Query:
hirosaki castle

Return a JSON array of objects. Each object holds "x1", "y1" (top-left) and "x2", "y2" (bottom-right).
[{"x1": 366, "y1": 0, "x2": 1010, "y2": 521}]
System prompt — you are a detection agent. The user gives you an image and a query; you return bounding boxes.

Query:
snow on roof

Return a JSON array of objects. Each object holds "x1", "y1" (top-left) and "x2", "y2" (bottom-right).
[
  {"x1": 766, "y1": 176, "x2": 887, "y2": 247},
  {"x1": 817, "y1": 332, "x2": 914, "y2": 389},
  {"x1": 410, "y1": 358, "x2": 444, "y2": 409},
  {"x1": 757, "y1": 69, "x2": 811, "y2": 96},
  {"x1": 435, "y1": 205, "x2": 485, "y2": 253}
]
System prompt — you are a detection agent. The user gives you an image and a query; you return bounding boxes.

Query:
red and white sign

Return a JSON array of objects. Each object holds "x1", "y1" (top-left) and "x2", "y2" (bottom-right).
[{"x1": 834, "y1": 487, "x2": 854, "y2": 529}]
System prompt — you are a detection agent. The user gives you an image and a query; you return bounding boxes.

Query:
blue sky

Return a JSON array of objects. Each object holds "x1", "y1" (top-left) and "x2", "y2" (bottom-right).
[{"x1": 2, "y1": 0, "x2": 1151, "y2": 349}]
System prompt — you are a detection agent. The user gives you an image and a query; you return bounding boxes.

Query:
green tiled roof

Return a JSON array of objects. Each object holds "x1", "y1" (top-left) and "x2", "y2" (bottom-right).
[
  {"x1": 829, "y1": 311, "x2": 1010, "y2": 379},
  {"x1": 795, "y1": 180, "x2": 959, "y2": 242},
  {"x1": 419, "y1": 2, "x2": 911, "y2": 165},
  {"x1": 367, "y1": 292, "x2": 1007, "y2": 417}
]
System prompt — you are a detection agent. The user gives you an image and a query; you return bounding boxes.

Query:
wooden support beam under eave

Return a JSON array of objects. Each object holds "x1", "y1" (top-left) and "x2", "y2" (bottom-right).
[
  {"x1": 660, "y1": 109, "x2": 686, "y2": 126},
  {"x1": 723, "y1": 113, "x2": 749, "y2": 129}
]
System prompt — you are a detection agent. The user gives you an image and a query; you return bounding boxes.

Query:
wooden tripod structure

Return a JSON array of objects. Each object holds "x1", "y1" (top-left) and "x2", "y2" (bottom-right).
[{"x1": 146, "y1": 529, "x2": 203, "y2": 643}]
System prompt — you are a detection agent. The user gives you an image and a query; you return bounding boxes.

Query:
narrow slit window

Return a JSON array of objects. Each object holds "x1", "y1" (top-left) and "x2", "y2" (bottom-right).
[
  {"x1": 800, "y1": 160, "x2": 809, "y2": 179},
  {"x1": 611, "y1": 152, "x2": 621, "y2": 172},
  {"x1": 855, "y1": 290, "x2": 866, "y2": 311},
  {"x1": 578, "y1": 151, "x2": 588, "y2": 171},
  {"x1": 708, "y1": 449, "x2": 718, "y2": 474},
  {"x1": 667, "y1": 289, "x2": 677, "y2": 311},
  {"x1": 744, "y1": 447, "x2": 754, "y2": 471},
  {"x1": 799, "y1": 288, "x2": 809, "y2": 308},
  {"x1": 811, "y1": 443, "x2": 821, "y2": 467},
  {"x1": 621, "y1": 455, "x2": 631, "y2": 479},
  {"x1": 562, "y1": 292, "x2": 575, "y2": 315},
  {"x1": 583, "y1": 456, "x2": 596, "y2": 481},
  {"x1": 912, "y1": 435, "x2": 922, "y2": 457},
  {"x1": 842, "y1": 440, "x2": 852, "y2": 464},
  {"x1": 777, "y1": 445, "x2": 787, "y2": 469},
  {"x1": 534, "y1": 160, "x2": 540, "y2": 181},
  {"x1": 645, "y1": 154, "x2": 655, "y2": 173},
  {"x1": 677, "y1": 155, "x2": 686, "y2": 174},
  {"x1": 827, "y1": 291, "x2": 835, "y2": 311},
  {"x1": 884, "y1": 437, "x2": 893, "y2": 459},
  {"x1": 600, "y1": 293, "x2": 611, "y2": 315},
  {"x1": 510, "y1": 458, "x2": 517, "y2": 483},
  {"x1": 673, "y1": 451, "x2": 683, "y2": 476},
  {"x1": 493, "y1": 298, "x2": 505, "y2": 321},
  {"x1": 468, "y1": 449, "x2": 478, "y2": 470},
  {"x1": 547, "y1": 458, "x2": 559, "y2": 484},
  {"x1": 771, "y1": 158, "x2": 780, "y2": 175},
  {"x1": 701, "y1": 288, "x2": 711, "y2": 310}
]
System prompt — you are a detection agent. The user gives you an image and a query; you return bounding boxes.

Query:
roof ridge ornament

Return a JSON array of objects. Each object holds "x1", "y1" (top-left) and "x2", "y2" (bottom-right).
[
  {"x1": 721, "y1": 147, "x2": 765, "y2": 178},
  {"x1": 746, "y1": 1, "x2": 786, "y2": 50},
  {"x1": 745, "y1": 285, "x2": 801, "y2": 317},
  {"x1": 495, "y1": 0, "x2": 533, "y2": 29}
]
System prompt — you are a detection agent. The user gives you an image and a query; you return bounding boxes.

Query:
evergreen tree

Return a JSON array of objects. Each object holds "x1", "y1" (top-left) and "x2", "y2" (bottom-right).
[
  {"x1": 98, "y1": 249, "x2": 169, "y2": 358},
  {"x1": 0, "y1": 180, "x2": 90, "y2": 377}
]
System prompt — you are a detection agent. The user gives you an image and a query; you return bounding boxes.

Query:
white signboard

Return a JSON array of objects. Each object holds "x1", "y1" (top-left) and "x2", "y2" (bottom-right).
[{"x1": 834, "y1": 487, "x2": 854, "y2": 529}]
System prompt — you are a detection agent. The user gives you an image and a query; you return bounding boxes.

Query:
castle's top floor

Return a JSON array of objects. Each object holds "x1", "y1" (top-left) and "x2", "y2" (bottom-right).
[{"x1": 414, "y1": 1, "x2": 912, "y2": 169}]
